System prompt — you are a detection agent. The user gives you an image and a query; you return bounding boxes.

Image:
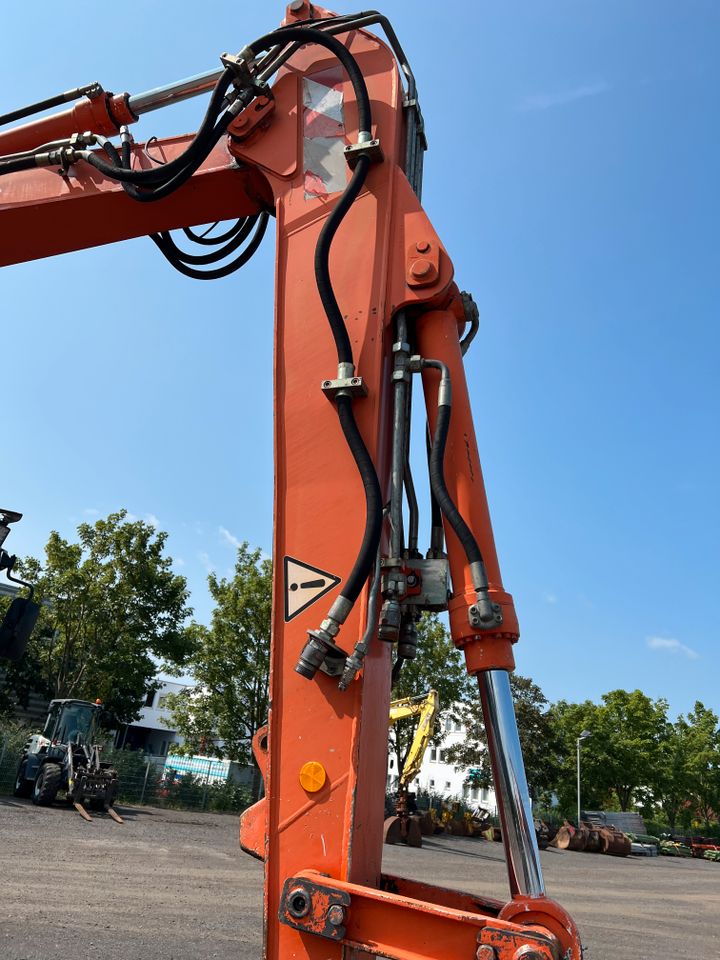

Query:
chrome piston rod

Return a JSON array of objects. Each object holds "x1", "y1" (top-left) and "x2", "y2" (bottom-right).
[
  {"x1": 128, "y1": 68, "x2": 224, "y2": 116},
  {"x1": 478, "y1": 669, "x2": 545, "y2": 899}
]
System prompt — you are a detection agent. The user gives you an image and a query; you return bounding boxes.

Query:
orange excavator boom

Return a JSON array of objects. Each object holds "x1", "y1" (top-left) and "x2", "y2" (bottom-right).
[{"x1": 0, "y1": 5, "x2": 583, "y2": 958}]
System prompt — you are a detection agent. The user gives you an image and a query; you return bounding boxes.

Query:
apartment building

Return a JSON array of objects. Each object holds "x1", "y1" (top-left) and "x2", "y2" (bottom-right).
[{"x1": 115, "y1": 678, "x2": 190, "y2": 755}]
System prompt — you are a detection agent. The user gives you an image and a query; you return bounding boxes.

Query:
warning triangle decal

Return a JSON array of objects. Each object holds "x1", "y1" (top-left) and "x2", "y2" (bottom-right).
[{"x1": 284, "y1": 556, "x2": 341, "y2": 622}]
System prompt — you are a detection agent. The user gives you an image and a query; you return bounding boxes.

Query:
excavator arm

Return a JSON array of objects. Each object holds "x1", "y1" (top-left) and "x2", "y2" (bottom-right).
[
  {"x1": 0, "y1": 5, "x2": 582, "y2": 959},
  {"x1": 389, "y1": 690, "x2": 440, "y2": 788}
]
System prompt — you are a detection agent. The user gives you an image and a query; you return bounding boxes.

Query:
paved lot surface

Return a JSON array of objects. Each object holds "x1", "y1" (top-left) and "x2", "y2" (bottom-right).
[{"x1": 1, "y1": 798, "x2": 718, "y2": 959}]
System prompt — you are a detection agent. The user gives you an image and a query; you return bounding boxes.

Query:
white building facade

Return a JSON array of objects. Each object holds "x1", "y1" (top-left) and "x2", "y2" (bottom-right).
[{"x1": 116, "y1": 678, "x2": 190, "y2": 756}]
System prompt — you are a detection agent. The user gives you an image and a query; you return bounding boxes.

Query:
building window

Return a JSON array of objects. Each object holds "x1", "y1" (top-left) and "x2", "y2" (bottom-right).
[
  {"x1": 444, "y1": 717, "x2": 452, "y2": 732},
  {"x1": 454, "y1": 719, "x2": 462, "y2": 732},
  {"x1": 429, "y1": 779, "x2": 435, "y2": 788},
  {"x1": 438, "y1": 750, "x2": 447, "y2": 763},
  {"x1": 389, "y1": 758, "x2": 394, "y2": 770},
  {"x1": 445, "y1": 781, "x2": 451, "y2": 790},
  {"x1": 144, "y1": 691, "x2": 155, "y2": 707},
  {"x1": 430, "y1": 748, "x2": 437, "y2": 762},
  {"x1": 158, "y1": 695, "x2": 169, "y2": 708}
]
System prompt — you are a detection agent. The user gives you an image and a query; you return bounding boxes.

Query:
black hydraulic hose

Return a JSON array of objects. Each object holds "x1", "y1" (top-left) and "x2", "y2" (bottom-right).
[
  {"x1": 154, "y1": 215, "x2": 257, "y2": 265},
  {"x1": 183, "y1": 219, "x2": 246, "y2": 245},
  {"x1": 426, "y1": 425, "x2": 444, "y2": 551},
  {"x1": 404, "y1": 460, "x2": 420, "y2": 556},
  {"x1": 391, "y1": 656, "x2": 405, "y2": 688},
  {"x1": 0, "y1": 155, "x2": 37, "y2": 175},
  {"x1": 150, "y1": 212, "x2": 269, "y2": 280},
  {"x1": 335, "y1": 395, "x2": 383, "y2": 605},
  {"x1": 314, "y1": 156, "x2": 370, "y2": 364},
  {"x1": 80, "y1": 70, "x2": 233, "y2": 186},
  {"x1": 249, "y1": 26, "x2": 371, "y2": 134},
  {"x1": 113, "y1": 134, "x2": 269, "y2": 279},
  {"x1": 426, "y1": 366, "x2": 485, "y2": 571},
  {"x1": 85, "y1": 113, "x2": 233, "y2": 203},
  {"x1": 0, "y1": 84, "x2": 100, "y2": 128}
]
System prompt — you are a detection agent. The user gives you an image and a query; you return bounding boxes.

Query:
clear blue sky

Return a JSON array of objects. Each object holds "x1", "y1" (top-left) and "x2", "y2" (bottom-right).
[{"x1": 2, "y1": 2, "x2": 717, "y2": 718}]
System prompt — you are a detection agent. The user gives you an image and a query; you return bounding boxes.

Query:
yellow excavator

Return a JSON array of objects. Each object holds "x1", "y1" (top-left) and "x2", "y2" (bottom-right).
[{"x1": 384, "y1": 690, "x2": 439, "y2": 847}]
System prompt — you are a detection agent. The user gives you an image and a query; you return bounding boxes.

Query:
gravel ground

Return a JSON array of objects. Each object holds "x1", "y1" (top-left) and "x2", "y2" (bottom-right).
[{"x1": 1, "y1": 797, "x2": 718, "y2": 959}]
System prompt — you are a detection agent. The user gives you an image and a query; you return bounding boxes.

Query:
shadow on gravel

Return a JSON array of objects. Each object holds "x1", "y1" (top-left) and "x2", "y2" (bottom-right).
[
  {"x1": 420, "y1": 838, "x2": 506, "y2": 861},
  {"x1": 0, "y1": 796, "x2": 140, "y2": 822}
]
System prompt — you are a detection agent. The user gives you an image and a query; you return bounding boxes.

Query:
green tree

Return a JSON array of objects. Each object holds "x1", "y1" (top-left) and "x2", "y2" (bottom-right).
[
  {"x1": 684, "y1": 702, "x2": 720, "y2": 831},
  {"x1": 551, "y1": 689, "x2": 669, "y2": 813},
  {"x1": 446, "y1": 674, "x2": 562, "y2": 803},
  {"x1": 655, "y1": 715, "x2": 693, "y2": 830},
  {"x1": 0, "y1": 510, "x2": 192, "y2": 727},
  {"x1": 389, "y1": 614, "x2": 474, "y2": 792},
  {"x1": 163, "y1": 543, "x2": 271, "y2": 802}
]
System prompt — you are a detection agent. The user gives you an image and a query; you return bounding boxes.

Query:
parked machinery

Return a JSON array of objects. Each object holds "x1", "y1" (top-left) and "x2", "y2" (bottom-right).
[
  {"x1": 384, "y1": 689, "x2": 439, "y2": 847},
  {"x1": 0, "y1": 509, "x2": 39, "y2": 661},
  {"x1": 14, "y1": 699, "x2": 121, "y2": 822}
]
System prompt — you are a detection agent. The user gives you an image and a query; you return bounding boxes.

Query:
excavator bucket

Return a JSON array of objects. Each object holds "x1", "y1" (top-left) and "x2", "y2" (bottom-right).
[{"x1": 383, "y1": 814, "x2": 422, "y2": 848}]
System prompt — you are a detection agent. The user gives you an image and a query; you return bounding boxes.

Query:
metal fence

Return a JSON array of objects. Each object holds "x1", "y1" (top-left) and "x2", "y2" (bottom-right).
[{"x1": 0, "y1": 735, "x2": 254, "y2": 813}]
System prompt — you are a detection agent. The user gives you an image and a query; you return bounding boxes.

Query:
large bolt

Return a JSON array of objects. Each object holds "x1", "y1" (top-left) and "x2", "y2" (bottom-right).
[
  {"x1": 415, "y1": 239, "x2": 430, "y2": 253},
  {"x1": 326, "y1": 904, "x2": 346, "y2": 927},
  {"x1": 290, "y1": 0, "x2": 306, "y2": 10},
  {"x1": 476, "y1": 946, "x2": 497, "y2": 960},
  {"x1": 512, "y1": 949, "x2": 546, "y2": 960},
  {"x1": 410, "y1": 258, "x2": 432, "y2": 279}
]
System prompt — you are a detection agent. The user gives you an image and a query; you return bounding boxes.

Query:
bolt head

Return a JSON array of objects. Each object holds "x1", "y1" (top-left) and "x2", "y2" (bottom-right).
[
  {"x1": 327, "y1": 904, "x2": 345, "y2": 927},
  {"x1": 410, "y1": 258, "x2": 432, "y2": 279},
  {"x1": 289, "y1": 0, "x2": 306, "y2": 11},
  {"x1": 476, "y1": 946, "x2": 497, "y2": 960},
  {"x1": 415, "y1": 240, "x2": 431, "y2": 253}
]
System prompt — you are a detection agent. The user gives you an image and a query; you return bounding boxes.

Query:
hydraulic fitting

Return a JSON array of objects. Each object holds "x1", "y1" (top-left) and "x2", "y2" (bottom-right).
[
  {"x1": 397, "y1": 618, "x2": 418, "y2": 660},
  {"x1": 468, "y1": 560, "x2": 503, "y2": 629},
  {"x1": 377, "y1": 599, "x2": 402, "y2": 643},
  {"x1": 297, "y1": 597, "x2": 352, "y2": 680}
]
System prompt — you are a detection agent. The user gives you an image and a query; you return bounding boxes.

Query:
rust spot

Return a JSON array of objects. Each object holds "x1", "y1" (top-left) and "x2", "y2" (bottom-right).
[{"x1": 464, "y1": 433, "x2": 475, "y2": 481}]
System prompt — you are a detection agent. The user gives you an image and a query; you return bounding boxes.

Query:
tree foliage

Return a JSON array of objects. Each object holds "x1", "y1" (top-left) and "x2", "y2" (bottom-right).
[
  {"x1": 446, "y1": 674, "x2": 562, "y2": 803},
  {"x1": 163, "y1": 543, "x2": 271, "y2": 801},
  {"x1": 388, "y1": 614, "x2": 474, "y2": 787},
  {"x1": 551, "y1": 689, "x2": 669, "y2": 812},
  {"x1": 682, "y1": 702, "x2": 720, "y2": 830},
  {"x1": 655, "y1": 714, "x2": 694, "y2": 830},
  {"x1": 0, "y1": 511, "x2": 192, "y2": 726}
]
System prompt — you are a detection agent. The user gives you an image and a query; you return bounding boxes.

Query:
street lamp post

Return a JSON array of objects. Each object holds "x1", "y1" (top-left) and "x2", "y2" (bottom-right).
[{"x1": 576, "y1": 730, "x2": 591, "y2": 826}]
